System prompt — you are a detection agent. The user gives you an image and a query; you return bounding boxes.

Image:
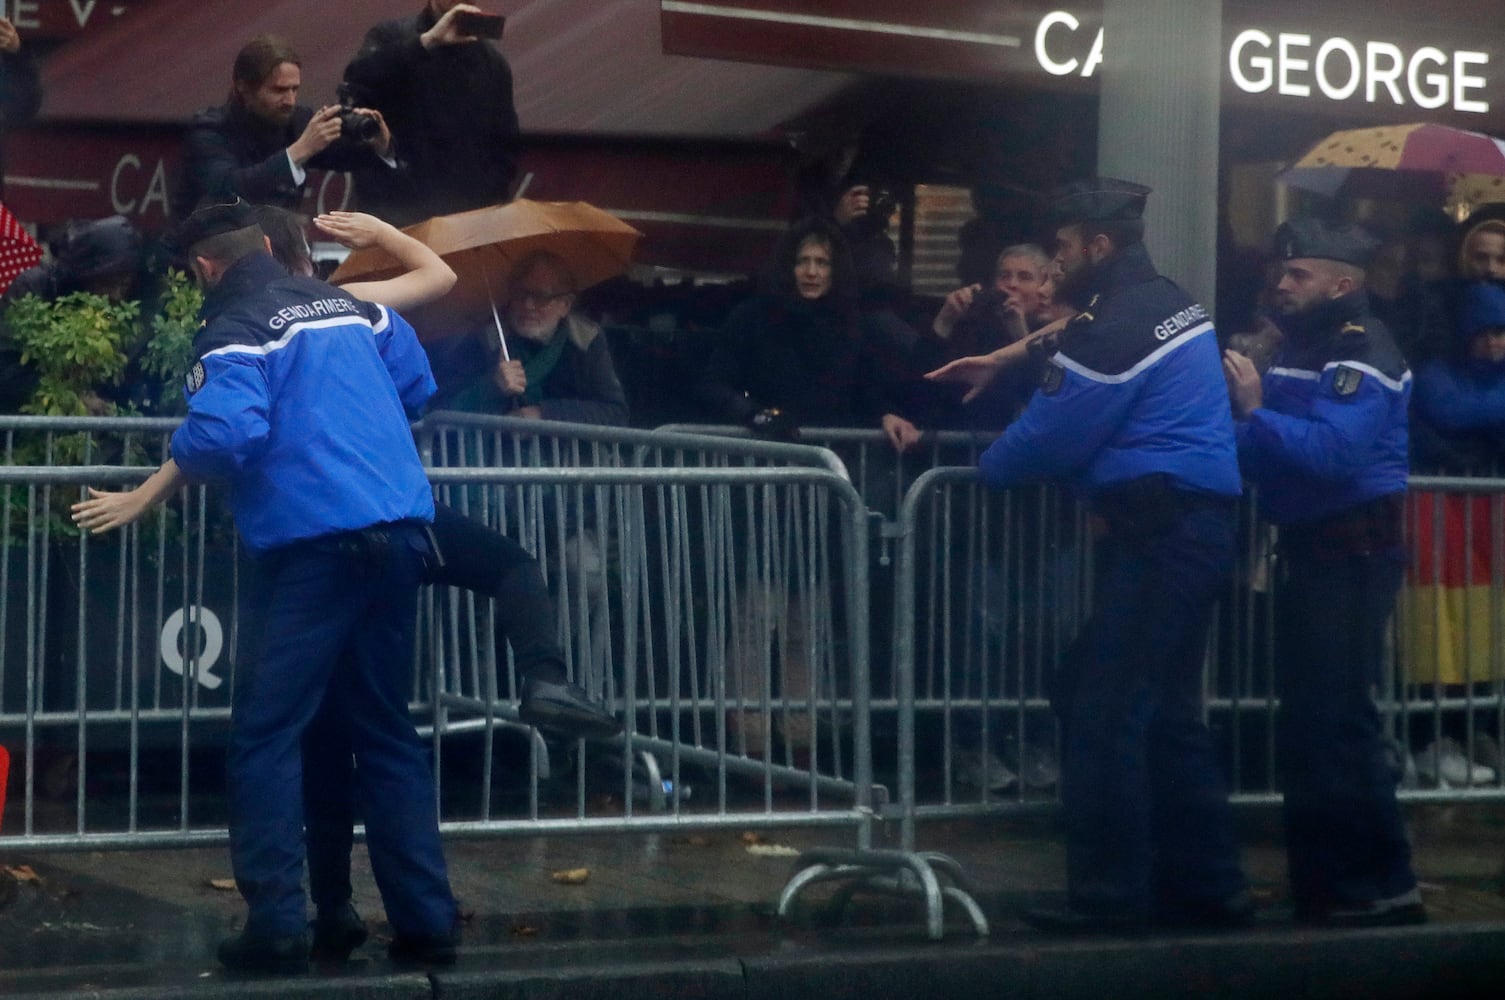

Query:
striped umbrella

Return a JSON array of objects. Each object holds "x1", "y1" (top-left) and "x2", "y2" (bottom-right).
[{"x1": 1278, "y1": 123, "x2": 1505, "y2": 205}]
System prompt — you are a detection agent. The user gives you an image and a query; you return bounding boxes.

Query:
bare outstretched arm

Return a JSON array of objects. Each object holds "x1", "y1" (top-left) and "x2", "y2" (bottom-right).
[{"x1": 317, "y1": 211, "x2": 456, "y2": 312}]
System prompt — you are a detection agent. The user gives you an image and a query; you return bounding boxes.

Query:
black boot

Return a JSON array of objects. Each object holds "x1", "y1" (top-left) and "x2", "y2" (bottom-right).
[
  {"x1": 519, "y1": 675, "x2": 621, "y2": 740},
  {"x1": 310, "y1": 901, "x2": 369, "y2": 962}
]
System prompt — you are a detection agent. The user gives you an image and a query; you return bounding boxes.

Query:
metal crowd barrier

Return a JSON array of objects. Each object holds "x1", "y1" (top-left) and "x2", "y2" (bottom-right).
[
  {"x1": 887, "y1": 467, "x2": 1505, "y2": 855},
  {"x1": 0, "y1": 450, "x2": 878, "y2": 865},
  {"x1": 6, "y1": 413, "x2": 1503, "y2": 939}
]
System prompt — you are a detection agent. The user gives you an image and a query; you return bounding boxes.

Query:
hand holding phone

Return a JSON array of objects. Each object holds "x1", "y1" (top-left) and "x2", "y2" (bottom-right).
[{"x1": 452, "y1": 10, "x2": 505, "y2": 40}]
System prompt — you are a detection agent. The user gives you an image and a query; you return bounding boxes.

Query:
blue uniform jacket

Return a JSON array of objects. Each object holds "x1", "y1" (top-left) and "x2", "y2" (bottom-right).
[
  {"x1": 978, "y1": 243, "x2": 1242, "y2": 501},
  {"x1": 1236, "y1": 292, "x2": 1410, "y2": 525},
  {"x1": 170, "y1": 253, "x2": 436, "y2": 552}
]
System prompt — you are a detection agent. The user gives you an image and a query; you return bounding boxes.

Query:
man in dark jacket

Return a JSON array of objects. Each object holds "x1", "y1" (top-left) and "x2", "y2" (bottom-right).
[
  {"x1": 343, "y1": 1, "x2": 520, "y2": 226},
  {"x1": 437, "y1": 251, "x2": 628, "y2": 426},
  {"x1": 1224, "y1": 218, "x2": 1423, "y2": 928},
  {"x1": 974, "y1": 179, "x2": 1250, "y2": 934},
  {"x1": 171, "y1": 35, "x2": 393, "y2": 219}
]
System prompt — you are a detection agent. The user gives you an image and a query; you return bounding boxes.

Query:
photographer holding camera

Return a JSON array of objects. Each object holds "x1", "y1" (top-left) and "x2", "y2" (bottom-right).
[{"x1": 171, "y1": 36, "x2": 396, "y2": 220}]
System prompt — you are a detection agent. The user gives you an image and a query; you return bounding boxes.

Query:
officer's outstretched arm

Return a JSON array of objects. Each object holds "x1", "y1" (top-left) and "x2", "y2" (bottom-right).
[
  {"x1": 924, "y1": 314, "x2": 1072, "y2": 403},
  {"x1": 71, "y1": 460, "x2": 187, "y2": 534}
]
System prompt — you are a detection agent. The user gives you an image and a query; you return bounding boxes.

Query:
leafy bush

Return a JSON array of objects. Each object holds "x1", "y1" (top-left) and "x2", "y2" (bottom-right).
[
  {"x1": 138, "y1": 269, "x2": 204, "y2": 415},
  {"x1": 4, "y1": 291, "x2": 139, "y2": 417}
]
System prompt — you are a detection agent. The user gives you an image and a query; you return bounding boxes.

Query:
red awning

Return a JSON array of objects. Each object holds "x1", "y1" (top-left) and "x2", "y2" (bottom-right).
[
  {"x1": 37, "y1": 0, "x2": 855, "y2": 136},
  {"x1": 17, "y1": 1, "x2": 859, "y2": 273}
]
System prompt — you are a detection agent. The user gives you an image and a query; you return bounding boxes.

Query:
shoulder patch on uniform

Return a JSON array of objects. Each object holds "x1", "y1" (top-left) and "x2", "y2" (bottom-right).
[
  {"x1": 184, "y1": 361, "x2": 206, "y2": 395},
  {"x1": 1040, "y1": 360, "x2": 1065, "y2": 395},
  {"x1": 1331, "y1": 364, "x2": 1364, "y2": 397}
]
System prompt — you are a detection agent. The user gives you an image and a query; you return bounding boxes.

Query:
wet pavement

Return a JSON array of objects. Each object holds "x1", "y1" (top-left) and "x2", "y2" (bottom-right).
[{"x1": 2, "y1": 806, "x2": 1504, "y2": 998}]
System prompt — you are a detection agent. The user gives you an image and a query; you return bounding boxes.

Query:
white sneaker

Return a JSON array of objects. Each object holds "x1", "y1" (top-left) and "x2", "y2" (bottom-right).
[
  {"x1": 1415, "y1": 738, "x2": 1496, "y2": 787},
  {"x1": 954, "y1": 748, "x2": 1018, "y2": 791}
]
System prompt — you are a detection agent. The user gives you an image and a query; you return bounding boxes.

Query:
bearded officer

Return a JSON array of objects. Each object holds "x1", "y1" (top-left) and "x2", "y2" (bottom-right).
[
  {"x1": 977, "y1": 178, "x2": 1251, "y2": 932},
  {"x1": 1223, "y1": 218, "x2": 1423, "y2": 927},
  {"x1": 169, "y1": 200, "x2": 459, "y2": 972}
]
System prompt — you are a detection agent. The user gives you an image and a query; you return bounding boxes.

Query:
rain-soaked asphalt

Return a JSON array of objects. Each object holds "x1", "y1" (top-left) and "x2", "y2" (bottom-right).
[{"x1": 3, "y1": 798, "x2": 1504, "y2": 999}]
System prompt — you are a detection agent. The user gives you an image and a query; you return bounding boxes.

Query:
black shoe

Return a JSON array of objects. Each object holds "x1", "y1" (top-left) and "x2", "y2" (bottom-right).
[
  {"x1": 310, "y1": 902, "x2": 368, "y2": 962},
  {"x1": 518, "y1": 676, "x2": 621, "y2": 740},
  {"x1": 217, "y1": 930, "x2": 309, "y2": 975},
  {"x1": 1322, "y1": 888, "x2": 1428, "y2": 928},
  {"x1": 388, "y1": 927, "x2": 459, "y2": 966},
  {"x1": 1157, "y1": 889, "x2": 1258, "y2": 931},
  {"x1": 1020, "y1": 904, "x2": 1148, "y2": 935}
]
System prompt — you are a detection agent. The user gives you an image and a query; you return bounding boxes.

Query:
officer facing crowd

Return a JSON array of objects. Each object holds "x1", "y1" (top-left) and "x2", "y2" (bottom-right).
[
  {"x1": 1223, "y1": 219, "x2": 1424, "y2": 927},
  {"x1": 167, "y1": 200, "x2": 459, "y2": 973},
  {"x1": 975, "y1": 179, "x2": 1250, "y2": 932}
]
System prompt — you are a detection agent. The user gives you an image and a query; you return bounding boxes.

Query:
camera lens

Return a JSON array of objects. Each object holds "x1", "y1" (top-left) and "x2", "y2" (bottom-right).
[{"x1": 339, "y1": 111, "x2": 381, "y2": 142}]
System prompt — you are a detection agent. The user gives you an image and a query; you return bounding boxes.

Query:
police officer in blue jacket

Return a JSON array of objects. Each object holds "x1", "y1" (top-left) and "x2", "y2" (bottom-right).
[
  {"x1": 168, "y1": 200, "x2": 459, "y2": 972},
  {"x1": 981, "y1": 179, "x2": 1251, "y2": 932},
  {"x1": 1223, "y1": 219, "x2": 1424, "y2": 927}
]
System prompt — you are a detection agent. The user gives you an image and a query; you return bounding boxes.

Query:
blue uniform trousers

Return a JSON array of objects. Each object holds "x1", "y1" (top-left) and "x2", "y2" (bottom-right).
[
  {"x1": 299, "y1": 503, "x2": 569, "y2": 914},
  {"x1": 1054, "y1": 504, "x2": 1246, "y2": 918},
  {"x1": 231, "y1": 523, "x2": 456, "y2": 939},
  {"x1": 1274, "y1": 541, "x2": 1416, "y2": 911}
]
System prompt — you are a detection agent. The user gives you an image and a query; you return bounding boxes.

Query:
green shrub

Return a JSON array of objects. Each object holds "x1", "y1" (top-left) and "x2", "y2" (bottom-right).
[{"x1": 4, "y1": 290, "x2": 139, "y2": 417}]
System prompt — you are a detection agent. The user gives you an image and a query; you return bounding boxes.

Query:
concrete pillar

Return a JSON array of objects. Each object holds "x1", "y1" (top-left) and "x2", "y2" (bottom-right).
[{"x1": 1097, "y1": 0, "x2": 1222, "y2": 310}]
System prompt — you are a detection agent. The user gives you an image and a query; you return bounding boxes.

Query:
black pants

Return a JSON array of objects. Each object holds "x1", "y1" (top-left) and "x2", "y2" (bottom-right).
[
  {"x1": 1275, "y1": 541, "x2": 1416, "y2": 910},
  {"x1": 425, "y1": 502, "x2": 569, "y2": 684}
]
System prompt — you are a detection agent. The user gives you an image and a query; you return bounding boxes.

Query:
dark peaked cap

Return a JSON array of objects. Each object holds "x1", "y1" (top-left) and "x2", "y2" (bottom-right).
[
  {"x1": 1043, "y1": 178, "x2": 1151, "y2": 228},
  {"x1": 1274, "y1": 218, "x2": 1378, "y2": 269},
  {"x1": 167, "y1": 198, "x2": 261, "y2": 256}
]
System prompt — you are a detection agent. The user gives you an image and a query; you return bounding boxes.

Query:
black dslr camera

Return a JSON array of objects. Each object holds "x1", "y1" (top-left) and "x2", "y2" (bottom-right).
[{"x1": 335, "y1": 83, "x2": 382, "y2": 143}]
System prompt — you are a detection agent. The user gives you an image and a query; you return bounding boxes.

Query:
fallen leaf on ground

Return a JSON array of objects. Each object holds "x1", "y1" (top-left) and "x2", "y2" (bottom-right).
[
  {"x1": 550, "y1": 868, "x2": 590, "y2": 885},
  {"x1": 207, "y1": 878, "x2": 237, "y2": 891},
  {"x1": 745, "y1": 843, "x2": 800, "y2": 858},
  {"x1": 510, "y1": 924, "x2": 539, "y2": 937},
  {"x1": 2, "y1": 865, "x2": 42, "y2": 883}
]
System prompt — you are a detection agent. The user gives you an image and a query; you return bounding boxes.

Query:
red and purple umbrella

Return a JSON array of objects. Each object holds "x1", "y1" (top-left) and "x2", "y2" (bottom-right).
[{"x1": 1278, "y1": 122, "x2": 1505, "y2": 204}]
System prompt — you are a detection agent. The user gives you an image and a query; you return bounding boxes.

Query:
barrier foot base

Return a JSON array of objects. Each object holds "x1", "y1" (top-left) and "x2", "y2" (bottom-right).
[{"x1": 776, "y1": 847, "x2": 989, "y2": 941}]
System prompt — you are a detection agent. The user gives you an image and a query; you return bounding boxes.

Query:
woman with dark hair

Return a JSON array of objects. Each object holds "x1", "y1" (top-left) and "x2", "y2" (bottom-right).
[{"x1": 694, "y1": 216, "x2": 921, "y2": 451}]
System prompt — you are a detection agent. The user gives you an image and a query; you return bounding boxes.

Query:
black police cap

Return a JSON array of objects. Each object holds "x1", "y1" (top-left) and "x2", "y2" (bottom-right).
[
  {"x1": 167, "y1": 197, "x2": 260, "y2": 256},
  {"x1": 1273, "y1": 218, "x2": 1378, "y2": 269},
  {"x1": 1043, "y1": 177, "x2": 1151, "y2": 228}
]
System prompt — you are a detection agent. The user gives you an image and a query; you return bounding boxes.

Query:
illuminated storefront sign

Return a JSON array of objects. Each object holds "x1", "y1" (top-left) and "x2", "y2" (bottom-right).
[{"x1": 1034, "y1": 10, "x2": 1492, "y2": 114}]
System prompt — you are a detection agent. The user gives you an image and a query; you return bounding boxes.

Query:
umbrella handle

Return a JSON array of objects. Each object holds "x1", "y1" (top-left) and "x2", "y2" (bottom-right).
[{"x1": 483, "y1": 267, "x2": 510, "y2": 362}]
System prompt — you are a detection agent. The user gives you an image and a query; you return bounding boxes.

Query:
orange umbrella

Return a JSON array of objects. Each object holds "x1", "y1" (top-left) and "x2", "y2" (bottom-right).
[{"x1": 332, "y1": 199, "x2": 642, "y2": 339}]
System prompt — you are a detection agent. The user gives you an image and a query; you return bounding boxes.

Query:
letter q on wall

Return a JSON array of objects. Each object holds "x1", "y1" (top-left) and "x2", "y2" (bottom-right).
[{"x1": 161, "y1": 606, "x2": 225, "y2": 690}]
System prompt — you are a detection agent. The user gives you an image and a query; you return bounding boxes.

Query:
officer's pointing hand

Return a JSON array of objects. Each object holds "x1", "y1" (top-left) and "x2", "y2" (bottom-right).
[
  {"x1": 1222, "y1": 349, "x2": 1262, "y2": 419},
  {"x1": 923, "y1": 352, "x2": 1003, "y2": 404}
]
